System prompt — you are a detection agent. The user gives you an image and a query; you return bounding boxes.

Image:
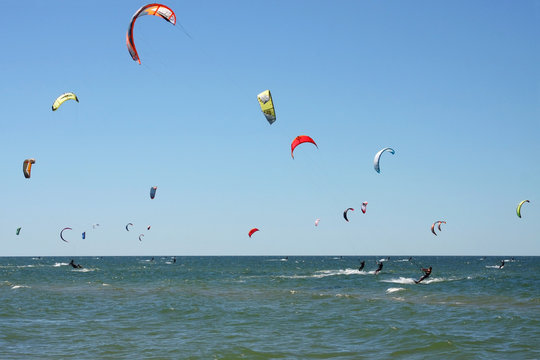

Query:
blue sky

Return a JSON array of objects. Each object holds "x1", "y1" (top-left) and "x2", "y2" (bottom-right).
[{"x1": 0, "y1": 1, "x2": 538, "y2": 256}]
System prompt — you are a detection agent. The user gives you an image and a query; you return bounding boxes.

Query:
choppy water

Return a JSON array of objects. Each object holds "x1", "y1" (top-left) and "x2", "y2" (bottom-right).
[{"x1": 0, "y1": 256, "x2": 538, "y2": 359}]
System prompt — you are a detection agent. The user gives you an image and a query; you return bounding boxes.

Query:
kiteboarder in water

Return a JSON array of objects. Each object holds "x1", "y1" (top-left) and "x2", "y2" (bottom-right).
[
  {"x1": 358, "y1": 261, "x2": 365, "y2": 271},
  {"x1": 499, "y1": 260, "x2": 505, "y2": 269},
  {"x1": 374, "y1": 261, "x2": 383, "y2": 275},
  {"x1": 415, "y1": 267, "x2": 432, "y2": 284},
  {"x1": 69, "y1": 259, "x2": 82, "y2": 269}
]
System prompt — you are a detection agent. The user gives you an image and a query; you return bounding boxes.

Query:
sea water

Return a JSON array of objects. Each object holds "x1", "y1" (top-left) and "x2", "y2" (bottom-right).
[{"x1": 0, "y1": 256, "x2": 538, "y2": 359}]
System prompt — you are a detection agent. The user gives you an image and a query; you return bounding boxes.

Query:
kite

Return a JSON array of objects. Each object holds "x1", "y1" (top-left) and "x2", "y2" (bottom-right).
[
  {"x1": 52, "y1": 93, "x2": 78, "y2": 111},
  {"x1": 150, "y1": 186, "x2": 157, "y2": 199},
  {"x1": 60, "y1": 227, "x2": 72, "y2": 243},
  {"x1": 126, "y1": 4, "x2": 176, "y2": 64},
  {"x1": 16, "y1": 227, "x2": 21, "y2": 235},
  {"x1": 517, "y1": 200, "x2": 530, "y2": 218},
  {"x1": 82, "y1": 232, "x2": 86, "y2": 240},
  {"x1": 374, "y1": 147, "x2": 395, "y2": 173},
  {"x1": 291, "y1": 135, "x2": 318, "y2": 159},
  {"x1": 343, "y1": 208, "x2": 354, "y2": 222},
  {"x1": 23, "y1": 159, "x2": 35, "y2": 179},
  {"x1": 315, "y1": 219, "x2": 320, "y2": 227},
  {"x1": 139, "y1": 234, "x2": 144, "y2": 241},
  {"x1": 257, "y1": 90, "x2": 276, "y2": 124},
  {"x1": 361, "y1": 202, "x2": 368, "y2": 214},
  {"x1": 431, "y1": 221, "x2": 446, "y2": 236},
  {"x1": 248, "y1": 228, "x2": 259, "y2": 238},
  {"x1": 126, "y1": 223, "x2": 133, "y2": 231}
]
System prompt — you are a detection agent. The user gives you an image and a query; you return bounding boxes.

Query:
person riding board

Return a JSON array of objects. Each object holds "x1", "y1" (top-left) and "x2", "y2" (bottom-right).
[
  {"x1": 358, "y1": 261, "x2": 365, "y2": 271},
  {"x1": 374, "y1": 261, "x2": 383, "y2": 275},
  {"x1": 499, "y1": 260, "x2": 505, "y2": 269},
  {"x1": 414, "y1": 266, "x2": 432, "y2": 284},
  {"x1": 69, "y1": 259, "x2": 82, "y2": 269}
]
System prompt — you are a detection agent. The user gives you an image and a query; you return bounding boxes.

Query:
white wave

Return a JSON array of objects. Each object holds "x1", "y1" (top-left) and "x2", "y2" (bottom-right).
[
  {"x1": 485, "y1": 265, "x2": 502, "y2": 269},
  {"x1": 421, "y1": 277, "x2": 450, "y2": 284},
  {"x1": 386, "y1": 287, "x2": 406, "y2": 294},
  {"x1": 382, "y1": 277, "x2": 416, "y2": 285},
  {"x1": 379, "y1": 258, "x2": 389, "y2": 262},
  {"x1": 73, "y1": 268, "x2": 95, "y2": 272},
  {"x1": 279, "y1": 268, "x2": 366, "y2": 279},
  {"x1": 11, "y1": 285, "x2": 30, "y2": 290},
  {"x1": 54, "y1": 262, "x2": 68, "y2": 267},
  {"x1": 102, "y1": 283, "x2": 110, "y2": 286},
  {"x1": 165, "y1": 261, "x2": 172, "y2": 264},
  {"x1": 18, "y1": 265, "x2": 35, "y2": 268},
  {"x1": 396, "y1": 259, "x2": 411, "y2": 262}
]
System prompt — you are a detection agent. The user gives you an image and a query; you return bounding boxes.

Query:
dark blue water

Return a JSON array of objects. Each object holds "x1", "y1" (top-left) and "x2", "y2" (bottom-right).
[{"x1": 1, "y1": 256, "x2": 538, "y2": 359}]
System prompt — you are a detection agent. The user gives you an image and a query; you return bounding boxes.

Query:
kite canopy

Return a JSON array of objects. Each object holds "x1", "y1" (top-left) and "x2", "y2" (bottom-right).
[
  {"x1": 431, "y1": 221, "x2": 446, "y2": 236},
  {"x1": 374, "y1": 147, "x2": 395, "y2": 173},
  {"x1": 315, "y1": 219, "x2": 320, "y2": 227},
  {"x1": 60, "y1": 227, "x2": 72, "y2": 243},
  {"x1": 126, "y1": 3, "x2": 176, "y2": 64},
  {"x1": 139, "y1": 234, "x2": 144, "y2": 241},
  {"x1": 248, "y1": 228, "x2": 259, "y2": 238},
  {"x1": 517, "y1": 200, "x2": 530, "y2": 218},
  {"x1": 126, "y1": 223, "x2": 133, "y2": 231},
  {"x1": 52, "y1": 93, "x2": 78, "y2": 111},
  {"x1": 150, "y1": 186, "x2": 157, "y2": 199},
  {"x1": 257, "y1": 90, "x2": 276, "y2": 124},
  {"x1": 291, "y1": 135, "x2": 318, "y2": 159},
  {"x1": 16, "y1": 227, "x2": 21, "y2": 235},
  {"x1": 82, "y1": 232, "x2": 86, "y2": 240},
  {"x1": 361, "y1": 202, "x2": 368, "y2": 214},
  {"x1": 343, "y1": 208, "x2": 354, "y2": 222},
  {"x1": 23, "y1": 158, "x2": 35, "y2": 179}
]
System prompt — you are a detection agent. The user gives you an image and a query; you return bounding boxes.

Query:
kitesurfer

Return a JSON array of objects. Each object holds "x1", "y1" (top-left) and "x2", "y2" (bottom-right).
[
  {"x1": 69, "y1": 259, "x2": 82, "y2": 269},
  {"x1": 374, "y1": 261, "x2": 383, "y2": 275},
  {"x1": 415, "y1": 267, "x2": 432, "y2": 284},
  {"x1": 173, "y1": 257, "x2": 176, "y2": 263},
  {"x1": 358, "y1": 261, "x2": 365, "y2": 271},
  {"x1": 499, "y1": 260, "x2": 505, "y2": 269}
]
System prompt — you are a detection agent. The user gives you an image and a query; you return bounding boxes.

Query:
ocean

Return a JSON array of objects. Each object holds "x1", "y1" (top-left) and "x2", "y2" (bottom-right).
[{"x1": 0, "y1": 256, "x2": 538, "y2": 359}]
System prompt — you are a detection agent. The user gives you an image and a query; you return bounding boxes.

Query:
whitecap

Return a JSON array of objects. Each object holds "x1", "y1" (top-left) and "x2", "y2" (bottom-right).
[
  {"x1": 278, "y1": 268, "x2": 365, "y2": 279},
  {"x1": 386, "y1": 287, "x2": 406, "y2": 294},
  {"x1": 54, "y1": 262, "x2": 68, "y2": 267},
  {"x1": 11, "y1": 285, "x2": 30, "y2": 290},
  {"x1": 382, "y1": 277, "x2": 416, "y2": 285}
]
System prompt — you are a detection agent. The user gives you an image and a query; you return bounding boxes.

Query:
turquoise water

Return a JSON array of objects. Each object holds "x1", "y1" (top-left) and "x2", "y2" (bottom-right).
[{"x1": 1, "y1": 256, "x2": 539, "y2": 359}]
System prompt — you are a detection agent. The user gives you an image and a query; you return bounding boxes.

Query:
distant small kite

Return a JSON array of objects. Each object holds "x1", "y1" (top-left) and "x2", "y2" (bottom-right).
[
  {"x1": 248, "y1": 228, "x2": 259, "y2": 238},
  {"x1": 343, "y1": 208, "x2": 354, "y2": 222},
  {"x1": 23, "y1": 158, "x2": 36, "y2": 179},
  {"x1": 516, "y1": 200, "x2": 530, "y2": 218},
  {"x1": 374, "y1": 147, "x2": 395, "y2": 173},
  {"x1": 431, "y1": 221, "x2": 446, "y2": 236},
  {"x1": 361, "y1": 202, "x2": 368, "y2": 214},
  {"x1": 291, "y1": 135, "x2": 318, "y2": 159},
  {"x1": 52, "y1": 92, "x2": 78, "y2": 111}
]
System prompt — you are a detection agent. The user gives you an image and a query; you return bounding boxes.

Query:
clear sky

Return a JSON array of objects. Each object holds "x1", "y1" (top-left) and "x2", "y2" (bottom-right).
[{"x1": 0, "y1": 1, "x2": 538, "y2": 256}]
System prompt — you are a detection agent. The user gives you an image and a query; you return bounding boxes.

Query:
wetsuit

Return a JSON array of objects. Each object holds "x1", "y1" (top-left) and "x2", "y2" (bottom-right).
[
  {"x1": 358, "y1": 261, "x2": 365, "y2": 271},
  {"x1": 374, "y1": 262, "x2": 383, "y2": 275},
  {"x1": 415, "y1": 267, "x2": 432, "y2": 284}
]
